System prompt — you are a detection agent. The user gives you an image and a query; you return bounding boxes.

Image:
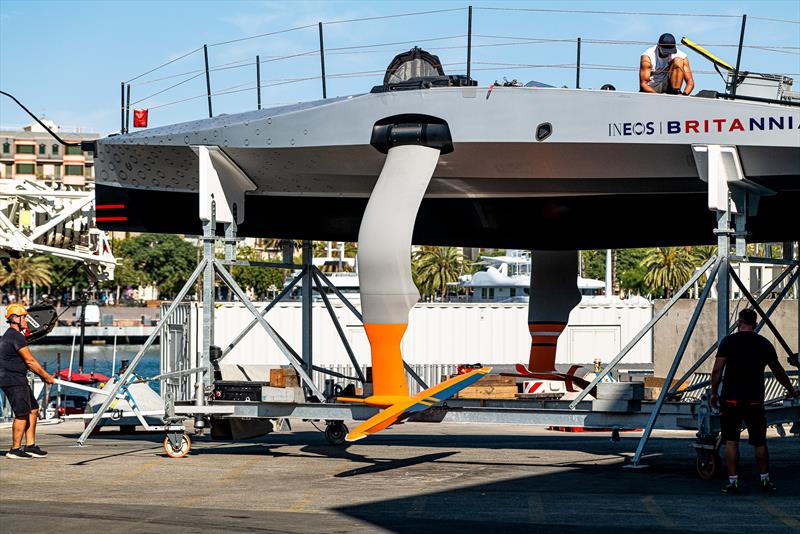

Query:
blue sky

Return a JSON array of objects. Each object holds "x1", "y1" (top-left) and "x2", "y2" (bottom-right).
[{"x1": 1, "y1": 0, "x2": 798, "y2": 135}]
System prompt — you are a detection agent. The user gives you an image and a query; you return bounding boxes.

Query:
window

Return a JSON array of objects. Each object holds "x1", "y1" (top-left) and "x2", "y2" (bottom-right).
[
  {"x1": 65, "y1": 145, "x2": 83, "y2": 155},
  {"x1": 36, "y1": 164, "x2": 44, "y2": 178},
  {"x1": 52, "y1": 144, "x2": 59, "y2": 155},
  {"x1": 84, "y1": 165, "x2": 92, "y2": 177},
  {"x1": 16, "y1": 163, "x2": 35, "y2": 175},
  {"x1": 3, "y1": 142, "x2": 10, "y2": 153},
  {"x1": 54, "y1": 164, "x2": 61, "y2": 178},
  {"x1": 4, "y1": 163, "x2": 12, "y2": 176},
  {"x1": 16, "y1": 144, "x2": 35, "y2": 154},
  {"x1": 65, "y1": 165, "x2": 83, "y2": 176},
  {"x1": 39, "y1": 144, "x2": 46, "y2": 155}
]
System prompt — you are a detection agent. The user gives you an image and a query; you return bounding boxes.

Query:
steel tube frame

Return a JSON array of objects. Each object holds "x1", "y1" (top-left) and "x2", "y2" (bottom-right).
[
  {"x1": 631, "y1": 258, "x2": 722, "y2": 466},
  {"x1": 301, "y1": 241, "x2": 313, "y2": 379},
  {"x1": 266, "y1": 325, "x2": 359, "y2": 383},
  {"x1": 312, "y1": 265, "x2": 362, "y2": 319},
  {"x1": 212, "y1": 258, "x2": 325, "y2": 401},
  {"x1": 310, "y1": 264, "x2": 428, "y2": 389},
  {"x1": 311, "y1": 270, "x2": 365, "y2": 383},
  {"x1": 668, "y1": 265, "x2": 798, "y2": 395},
  {"x1": 730, "y1": 268, "x2": 796, "y2": 359},
  {"x1": 77, "y1": 258, "x2": 209, "y2": 444},
  {"x1": 570, "y1": 255, "x2": 718, "y2": 408},
  {"x1": 218, "y1": 268, "x2": 304, "y2": 359}
]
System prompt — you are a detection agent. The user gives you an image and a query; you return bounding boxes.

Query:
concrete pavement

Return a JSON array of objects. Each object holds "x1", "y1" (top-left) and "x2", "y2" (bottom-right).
[{"x1": 1, "y1": 420, "x2": 798, "y2": 533}]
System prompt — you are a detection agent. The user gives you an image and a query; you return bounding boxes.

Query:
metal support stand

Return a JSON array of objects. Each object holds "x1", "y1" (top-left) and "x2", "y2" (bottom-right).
[
  {"x1": 570, "y1": 143, "x2": 797, "y2": 469},
  {"x1": 302, "y1": 241, "x2": 314, "y2": 384},
  {"x1": 629, "y1": 258, "x2": 722, "y2": 466}
]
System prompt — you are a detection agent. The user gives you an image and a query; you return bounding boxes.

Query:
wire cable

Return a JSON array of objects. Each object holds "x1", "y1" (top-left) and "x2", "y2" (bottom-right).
[
  {"x1": 125, "y1": 46, "x2": 204, "y2": 84},
  {"x1": 475, "y1": 6, "x2": 742, "y2": 19},
  {"x1": 325, "y1": 7, "x2": 466, "y2": 25},
  {"x1": 207, "y1": 23, "x2": 317, "y2": 47},
  {"x1": 130, "y1": 72, "x2": 205, "y2": 106},
  {"x1": 0, "y1": 90, "x2": 81, "y2": 146}
]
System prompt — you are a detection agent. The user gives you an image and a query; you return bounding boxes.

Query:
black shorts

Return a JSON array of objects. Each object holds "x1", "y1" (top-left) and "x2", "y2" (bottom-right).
[
  {"x1": 720, "y1": 400, "x2": 767, "y2": 447},
  {"x1": 0, "y1": 384, "x2": 39, "y2": 417}
]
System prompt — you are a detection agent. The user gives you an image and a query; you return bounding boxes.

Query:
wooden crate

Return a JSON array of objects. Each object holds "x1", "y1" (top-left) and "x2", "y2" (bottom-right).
[
  {"x1": 455, "y1": 374, "x2": 518, "y2": 400},
  {"x1": 269, "y1": 367, "x2": 300, "y2": 388}
]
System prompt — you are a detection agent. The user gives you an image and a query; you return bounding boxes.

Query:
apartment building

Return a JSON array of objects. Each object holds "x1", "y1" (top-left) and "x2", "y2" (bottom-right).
[{"x1": 0, "y1": 119, "x2": 98, "y2": 189}]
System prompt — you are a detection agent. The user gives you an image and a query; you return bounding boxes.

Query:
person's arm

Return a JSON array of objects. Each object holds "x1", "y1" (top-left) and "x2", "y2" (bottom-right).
[
  {"x1": 639, "y1": 56, "x2": 655, "y2": 93},
  {"x1": 768, "y1": 360, "x2": 798, "y2": 397},
  {"x1": 710, "y1": 356, "x2": 726, "y2": 406},
  {"x1": 682, "y1": 57, "x2": 694, "y2": 95},
  {"x1": 18, "y1": 346, "x2": 55, "y2": 384}
]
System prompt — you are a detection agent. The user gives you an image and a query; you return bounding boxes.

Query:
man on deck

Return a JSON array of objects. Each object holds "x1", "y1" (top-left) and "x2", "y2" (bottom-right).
[
  {"x1": 710, "y1": 308, "x2": 799, "y2": 494},
  {"x1": 1, "y1": 304, "x2": 55, "y2": 459},
  {"x1": 640, "y1": 33, "x2": 694, "y2": 95}
]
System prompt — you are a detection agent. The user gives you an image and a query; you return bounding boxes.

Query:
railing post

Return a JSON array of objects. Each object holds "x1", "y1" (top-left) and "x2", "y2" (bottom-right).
[
  {"x1": 731, "y1": 14, "x2": 747, "y2": 95},
  {"x1": 120, "y1": 82, "x2": 125, "y2": 134},
  {"x1": 576, "y1": 37, "x2": 581, "y2": 89},
  {"x1": 466, "y1": 5, "x2": 473, "y2": 81},
  {"x1": 203, "y1": 44, "x2": 213, "y2": 118},
  {"x1": 125, "y1": 84, "x2": 131, "y2": 133},
  {"x1": 256, "y1": 55, "x2": 262, "y2": 110},
  {"x1": 318, "y1": 22, "x2": 327, "y2": 99}
]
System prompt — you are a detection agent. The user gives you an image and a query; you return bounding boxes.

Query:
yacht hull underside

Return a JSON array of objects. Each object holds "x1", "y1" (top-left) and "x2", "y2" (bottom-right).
[{"x1": 96, "y1": 184, "x2": 799, "y2": 249}]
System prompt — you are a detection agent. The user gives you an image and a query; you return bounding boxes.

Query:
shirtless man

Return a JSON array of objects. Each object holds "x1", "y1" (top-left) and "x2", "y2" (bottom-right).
[{"x1": 640, "y1": 33, "x2": 694, "y2": 95}]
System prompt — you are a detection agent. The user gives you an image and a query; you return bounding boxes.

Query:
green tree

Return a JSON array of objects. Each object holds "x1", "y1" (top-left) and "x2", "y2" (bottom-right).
[
  {"x1": 231, "y1": 246, "x2": 287, "y2": 299},
  {"x1": 116, "y1": 234, "x2": 198, "y2": 298},
  {"x1": 47, "y1": 256, "x2": 90, "y2": 295},
  {"x1": 0, "y1": 256, "x2": 51, "y2": 295},
  {"x1": 616, "y1": 248, "x2": 651, "y2": 296},
  {"x1": 412, "y1": 246, "x2": 467, "y2": 299},
  {"x1": 642, "y1": 247, "x2": 697, "y2": 298},
  {"x1": 580, "y1": 250, "x2": 606, "y2": 281}
]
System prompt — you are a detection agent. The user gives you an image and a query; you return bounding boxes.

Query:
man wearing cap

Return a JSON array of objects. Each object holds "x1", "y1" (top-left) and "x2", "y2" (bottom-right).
[
  {"x1": 640, "y1": 33, "x2": 694, "y2": 95},
  {"x1": 1, "y1": 304, "x2": 55, "y2": 459},
  {"x1": 710, "y1": 308, "x2": 799, "y2": 494}
]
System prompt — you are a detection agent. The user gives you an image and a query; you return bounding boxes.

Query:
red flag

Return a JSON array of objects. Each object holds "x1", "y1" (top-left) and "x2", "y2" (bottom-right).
[{"x1": 133, "y1": 109, "x2": 148, "y2": 128}]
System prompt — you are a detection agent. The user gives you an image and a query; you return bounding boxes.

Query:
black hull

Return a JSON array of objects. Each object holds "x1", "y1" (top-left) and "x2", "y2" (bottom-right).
[{"x1": 97, "y1": 184, "x2": 799, "y2": 249}]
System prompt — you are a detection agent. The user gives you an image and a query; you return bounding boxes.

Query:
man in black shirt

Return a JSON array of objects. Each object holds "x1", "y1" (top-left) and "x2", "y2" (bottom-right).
[
  {"x1": 1, "y1": 304, "x2": 55, "y2": 459},
  {"x1": 711, "y1": 308, "x2": 798, "y2": 493}
]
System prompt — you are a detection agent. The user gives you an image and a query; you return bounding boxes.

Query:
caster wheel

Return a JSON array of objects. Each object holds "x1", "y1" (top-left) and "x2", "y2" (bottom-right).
[
  {"x1": 163, "y1": 434, "x2": 191, "y2": 458},
  {"x1": 325, "y1": 421, "x2": 348, "y2": 446},
  {"x1": 696, "y1": 451, "x2": 720, "y2": 480}
]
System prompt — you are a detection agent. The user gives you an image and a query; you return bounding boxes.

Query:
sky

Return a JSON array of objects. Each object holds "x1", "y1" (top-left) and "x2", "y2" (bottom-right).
[{"x1": 1, "y1": 0, "x2": 798, "y2": 135}]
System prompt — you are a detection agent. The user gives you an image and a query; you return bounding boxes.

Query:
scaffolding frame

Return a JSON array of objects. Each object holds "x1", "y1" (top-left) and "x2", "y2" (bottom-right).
[{"x1": 73, "y1": 143, "x2": 798, "y2": 471}]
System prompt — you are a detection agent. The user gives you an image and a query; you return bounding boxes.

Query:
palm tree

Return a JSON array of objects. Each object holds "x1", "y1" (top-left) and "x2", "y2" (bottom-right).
[
  {"x1": 0, "y1": 256, "x2": 52, "y2": 298},
  {"x1": 412, "y1": 246, "x2": 467, "y2": 300},
  {"x1": 642, "y1": 247, "x2": 696, "y2": 298}
]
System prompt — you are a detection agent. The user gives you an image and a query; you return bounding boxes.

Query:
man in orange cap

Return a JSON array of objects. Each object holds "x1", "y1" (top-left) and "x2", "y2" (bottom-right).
[{"x1": 1, "y1": 304, "x2": 55, "y2": 459}]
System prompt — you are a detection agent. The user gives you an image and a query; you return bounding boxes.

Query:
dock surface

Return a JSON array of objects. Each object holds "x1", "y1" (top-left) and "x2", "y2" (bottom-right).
[{"x1": 1, "y1": 420, "x2": 798, "y2": 533}]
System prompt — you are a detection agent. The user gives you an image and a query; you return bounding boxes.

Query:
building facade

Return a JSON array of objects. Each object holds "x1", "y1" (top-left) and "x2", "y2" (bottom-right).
[{"x1": 0, "y1": 119, "x2": 98, "y2": 189}]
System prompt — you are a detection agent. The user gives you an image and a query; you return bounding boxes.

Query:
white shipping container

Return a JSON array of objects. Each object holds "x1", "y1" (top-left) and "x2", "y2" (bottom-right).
[{"x1": 206, "y1": 296, "x2": 652, "y2": 368}]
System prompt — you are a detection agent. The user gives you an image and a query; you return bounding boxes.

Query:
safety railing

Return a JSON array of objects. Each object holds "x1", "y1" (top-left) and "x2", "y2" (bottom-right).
[{"x1": 117, "y1": 5, "x2": 800, "y2": 133}]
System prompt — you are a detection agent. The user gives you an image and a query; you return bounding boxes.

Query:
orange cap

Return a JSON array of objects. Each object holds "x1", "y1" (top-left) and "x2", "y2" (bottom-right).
[{"x1": 5, "y1": 304, "x2": 27, "y2": 319}]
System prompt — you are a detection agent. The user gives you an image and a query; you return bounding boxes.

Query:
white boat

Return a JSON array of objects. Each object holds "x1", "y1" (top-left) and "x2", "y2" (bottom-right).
[{"x1": 458, "y1": 251, "x2": 605, "y2": 302}]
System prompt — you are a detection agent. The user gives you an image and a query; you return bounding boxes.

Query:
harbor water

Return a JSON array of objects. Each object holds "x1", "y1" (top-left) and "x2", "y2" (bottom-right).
[{"x1": 32, "y1": 343, "x2": 161, "y2": 392}]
